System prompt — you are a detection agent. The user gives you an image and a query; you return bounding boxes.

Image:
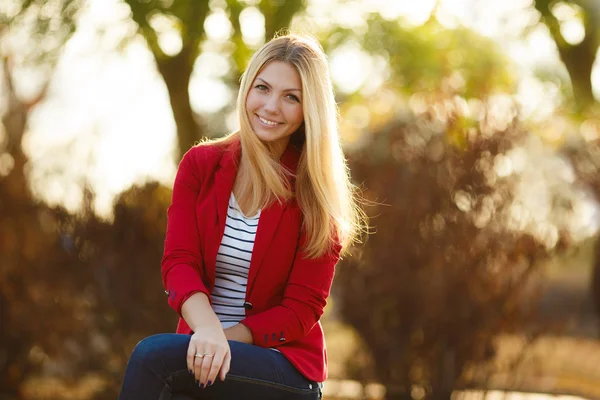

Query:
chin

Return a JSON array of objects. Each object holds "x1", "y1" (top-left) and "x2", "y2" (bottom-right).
[{"x1": 251, "y1": 127, "x2": 278, "y2": 142}]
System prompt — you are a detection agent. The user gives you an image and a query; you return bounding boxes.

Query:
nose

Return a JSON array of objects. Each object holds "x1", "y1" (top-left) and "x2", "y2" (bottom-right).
[{"x1": 263, "y1": 94, "x2": 280, "y2": 114}]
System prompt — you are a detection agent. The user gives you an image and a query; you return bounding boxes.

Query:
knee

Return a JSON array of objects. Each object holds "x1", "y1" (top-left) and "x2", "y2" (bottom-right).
[
  {"x1": 227, "y1": 340, "x2": 249, "y2": 353},
  {"x1": 129, "y1": 334, "x2": 169, "y2": 365}
]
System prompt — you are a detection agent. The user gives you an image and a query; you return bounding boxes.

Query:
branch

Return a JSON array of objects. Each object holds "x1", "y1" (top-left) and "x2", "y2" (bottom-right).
[
  {"x1": 125, "y1": 1, "x2": 167, "y2": 60},
  {"x1": 534, "y1": 0, "x2": 569, "y2": 50},
  {"x1": 227, "y1": 0, "x2": 251, "y2": 76},
  {"x1": 260, "y1": 0, "x2": 305, "y2": 40}
]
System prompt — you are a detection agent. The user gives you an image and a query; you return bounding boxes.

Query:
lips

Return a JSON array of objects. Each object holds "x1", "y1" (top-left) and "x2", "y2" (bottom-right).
[{"x1": 256, "y1": 114, "x2": 282, "y2": 127}]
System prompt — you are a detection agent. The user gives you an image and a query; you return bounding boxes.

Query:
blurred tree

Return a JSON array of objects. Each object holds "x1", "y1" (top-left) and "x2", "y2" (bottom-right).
[
  {"x1": 337, "y1": 96, "x2": 596, "y2": 399},
  {"x1": 1, "y1": 2, "x2": 80, "y2": 396},
  {"x1": 122, "y1": 0, "x2": 306, "y2": 161},
  {"x1": 313, "y1": 14, "x2": 517, "y2": 146},
  {"x1": 0, "y1": 0, "x2": 80, "y2": 197},
  {"x1": 562, "y1": 139, "x2": 600, "y2": 333},
  {"x1": 70, "y1": 182, "x2": 176, "y2": 398},
  {"x1": 325, "y1": 15, "x2": 515, "y2": 100},
  {"x1": 533, "y1": 0, "x2": 600, "y2": 111},
  {"x1": 535, "y1": 0, "x2": 600, "y2": 334}
]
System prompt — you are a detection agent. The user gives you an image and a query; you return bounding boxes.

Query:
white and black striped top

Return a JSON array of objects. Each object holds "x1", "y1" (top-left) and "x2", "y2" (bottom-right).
[{"x1": 211, "y1": 193, "x2": 260, "y2": 329}]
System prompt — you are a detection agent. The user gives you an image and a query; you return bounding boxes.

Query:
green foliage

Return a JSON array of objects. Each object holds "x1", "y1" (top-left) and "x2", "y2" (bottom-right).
[
  {"x1": 228, "y1": 0, "x2": 306, "y2": 76},
  {"x1": 124, "y1": 0, "x2": 210, "y2": 63},
  {"x1": 326, "y1": 15, "x2": 516, "y2": 100},
  {"x1": 1, "y1": 0, "x2": 81, "y2": 66}
]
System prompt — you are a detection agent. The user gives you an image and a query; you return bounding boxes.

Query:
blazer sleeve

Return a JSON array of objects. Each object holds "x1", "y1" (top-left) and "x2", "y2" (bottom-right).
[
  {"x1": 240, "y1": 234, "x2": 341, "y2": 347},
  {"x1": 161, "y1": 148, "x2": 211, "y2": 316}
]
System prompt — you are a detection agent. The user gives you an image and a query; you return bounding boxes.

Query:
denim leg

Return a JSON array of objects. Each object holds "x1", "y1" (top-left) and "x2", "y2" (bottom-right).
[
  {"x1": 119, "y1": 333, "x2": 191, "y2": 400},
  {"x1": 185, "y1": 340, "x2": 321, "y2": 400},
  {"x1": 118, "y1": 333, "x2": 321, "y2": 400}
]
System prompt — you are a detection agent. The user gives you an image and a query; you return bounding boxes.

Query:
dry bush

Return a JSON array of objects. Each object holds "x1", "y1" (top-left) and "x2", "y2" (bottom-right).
[
  {"x1": 563, "y1": 138, "x2": 600, "y2": 327},
  {"x1": 336, "y1": 97, "x2": 598, "y2": 400},
  {"x1": 0, "y1": 178, "x2": 175, "y2": 399}
]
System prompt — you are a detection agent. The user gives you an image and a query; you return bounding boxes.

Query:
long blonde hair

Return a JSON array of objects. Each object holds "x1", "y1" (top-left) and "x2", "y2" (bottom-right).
[{"x1": 207, "y1": 33, "x2": 365, "y2": 258}]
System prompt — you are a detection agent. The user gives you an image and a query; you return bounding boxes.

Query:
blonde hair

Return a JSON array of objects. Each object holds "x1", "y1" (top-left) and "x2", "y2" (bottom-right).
[{"x1": 207, "y1": 33, "x2": 365, "y2": 258}]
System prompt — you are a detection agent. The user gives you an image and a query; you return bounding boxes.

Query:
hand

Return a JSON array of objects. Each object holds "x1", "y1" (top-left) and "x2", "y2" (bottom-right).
[{"x1": 186, "y1": 326, "x2": 231, "y2": 387}]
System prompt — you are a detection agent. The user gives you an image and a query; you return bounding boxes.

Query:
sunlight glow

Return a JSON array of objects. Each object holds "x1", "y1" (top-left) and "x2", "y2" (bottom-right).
[
  {"x1": 205, "y1": 9, "x2": 233, "y2": 42},
  {"x1": 149, "y1": 13, "x2": 183, "y2": 56},
  {"x1": 240, "y1": 6, "x2": 265, "y2": 47},
  {"x1": 158, "y1": 31, "x2": 183, "y2": 56},
  {"x1": 189, "y1": 78, "x2": 232, "y2": 114},
  {"x1": 330, "y1": 44, "x2": 373, "y2": 94},
  {"x1": 560, "y1": 19, "x2": 586, "y2": 45},
  {"x1": 9, "y1": 0, "x2": 600, "y2": 215},
  {"x1": 194, "y1": 52, "x2": 230, "y2": 78},
  {"x1": 24, "y1": 6, "x2": 177, "y2": 215},
  {"x1": 552, "y1": 2, "x2": 586, "y2": 45},
  {"x1": 593, "y1": 50, "x2": 600, "y2": 100},
  {"x1": 370, "y1": 0, "x2": 435, "y2": 25},
  {"x1": 0, "y1": 2, "x2": 21, "y2": 19}
]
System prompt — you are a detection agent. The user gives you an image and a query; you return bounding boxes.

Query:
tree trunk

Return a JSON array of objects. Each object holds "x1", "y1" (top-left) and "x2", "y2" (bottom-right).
[
  {"x1": 593, "y1": 239, "x2": 600, "y2": 336},
  {"x1": 384, "y1": 385, "x2": 413, "y2": 400},
  {"x1": 534, "y1": 0, "x2": 599, "y2": 111},
  {"x1": 155, "y1": 45, "x2": 202, "y2": 162},
  {"x1": 557, "y1": 33, "x2": 597, "y2": 111}
]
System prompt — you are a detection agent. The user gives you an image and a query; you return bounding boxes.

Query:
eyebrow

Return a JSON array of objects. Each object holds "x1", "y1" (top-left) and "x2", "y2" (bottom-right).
[{"x1": 256, "y1": 77, "x2": 302, "y2": 93}]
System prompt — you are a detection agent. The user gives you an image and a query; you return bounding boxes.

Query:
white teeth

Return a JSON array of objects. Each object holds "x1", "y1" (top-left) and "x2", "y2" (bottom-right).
[{"x1": 258, "y1": 116, "x2": 279, "y2": 126}]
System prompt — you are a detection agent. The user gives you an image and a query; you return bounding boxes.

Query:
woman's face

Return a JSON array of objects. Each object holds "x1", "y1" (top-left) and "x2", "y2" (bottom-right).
[{"x1": 246, "y1": 60, "x2": 304, "y2": 152}]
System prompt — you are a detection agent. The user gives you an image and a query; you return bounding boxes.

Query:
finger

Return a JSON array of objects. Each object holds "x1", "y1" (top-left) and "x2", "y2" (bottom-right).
[
  {"x1": 206, "y1": 348, "x2": 226, "y2": 386},
  {"x1": 219, "y1": 351, "x2": 231, "y2": 381},
  {"x1": 186, "y1": 341, "x2": 197, "y2": 375},
  {"x1": 193, "y1": 352, "x2": 205, "y2": 382},
  {"x1": 199, "y1": 352, "x2": 216, "y2": 387}
]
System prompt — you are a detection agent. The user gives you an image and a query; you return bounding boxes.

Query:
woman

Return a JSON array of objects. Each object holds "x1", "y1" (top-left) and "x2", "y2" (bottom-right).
[{"x1": 119, "y1": 33, "x2": 365, "y2": 400}]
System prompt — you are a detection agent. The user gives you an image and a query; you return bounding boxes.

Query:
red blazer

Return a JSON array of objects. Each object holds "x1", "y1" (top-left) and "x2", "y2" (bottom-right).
[{"x1": 161, "y1": 138, "x2": 340, "y2": 383}]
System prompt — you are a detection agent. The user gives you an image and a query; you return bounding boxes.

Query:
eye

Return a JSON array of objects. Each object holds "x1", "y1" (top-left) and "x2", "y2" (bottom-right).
[
  {"x1": 286, "y1": 94, "x2": 300, "y2": 102},
  {"x1": 255, "y1": 84, "x2": 268, "y2": 91}
]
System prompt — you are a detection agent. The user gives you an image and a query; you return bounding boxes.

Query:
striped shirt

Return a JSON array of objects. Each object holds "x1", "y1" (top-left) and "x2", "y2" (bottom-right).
[{"x1": 211, "y1": 193, "x2": 260, "y2": 329}]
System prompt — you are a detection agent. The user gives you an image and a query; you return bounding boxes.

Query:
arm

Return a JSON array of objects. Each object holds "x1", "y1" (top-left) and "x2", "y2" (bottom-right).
[
  {"x1": 239, "y1": 233, "x2": 341, "y2": 348},
  {"x1": 161, "y1": 148, "x2": 211, "y2": 316},
  {"x1": 181, "y1": 292, "x2": 222, "y2": 331},
  {"x1": 182, "y1": 292, "x2": 232, "y2": 387},
  {"x1": 224, "y1": 323, "x2": 253, "y2": 343}
]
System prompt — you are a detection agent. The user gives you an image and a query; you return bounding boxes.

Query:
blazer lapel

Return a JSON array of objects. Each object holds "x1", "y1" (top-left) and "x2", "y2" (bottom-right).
[
  {"x1": 246, "y1": 143, "x2": 301, "y2": 296},
  {"x1": 205, "y1": 143, "x2": 239, "y2": 285},
  {"x1": 246, "y1": 199, "x2": 286, "y2": 296},
  {"x1": 208, "y1": 139, "x2": 302, "y2": 297}
]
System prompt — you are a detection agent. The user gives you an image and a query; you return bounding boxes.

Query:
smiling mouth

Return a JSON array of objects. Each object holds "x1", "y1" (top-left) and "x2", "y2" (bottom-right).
[{"x1": 257, "y1": 115, "x2": 282, "y2": 127}]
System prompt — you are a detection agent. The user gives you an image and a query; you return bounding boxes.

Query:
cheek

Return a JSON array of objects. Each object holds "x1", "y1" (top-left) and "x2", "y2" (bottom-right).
[
  {"x1": 245, "y1": 92, "x2": 260, "y2": 112},
  {"x1": 289, "y1": 106, "x2": 304, "y2": 125}
]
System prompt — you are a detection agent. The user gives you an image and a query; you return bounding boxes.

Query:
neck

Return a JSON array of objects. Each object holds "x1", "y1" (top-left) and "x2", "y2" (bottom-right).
[{"x1": 267, "y1": 137, "x2": 290, "y2": 160}]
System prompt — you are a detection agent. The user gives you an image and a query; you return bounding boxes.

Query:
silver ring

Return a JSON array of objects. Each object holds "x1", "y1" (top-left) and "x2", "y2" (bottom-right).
[
  {"x1": 194, "y1": 354, "x2": 204, "y2": 358},
  {"x1": 203, "y1": 353, "x2": 213, "y2": 358}
]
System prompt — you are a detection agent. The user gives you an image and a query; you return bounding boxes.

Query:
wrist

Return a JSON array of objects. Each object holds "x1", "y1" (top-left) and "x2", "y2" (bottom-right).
[
  {"x1": 224, "y1": 323, "x2": 253, "y2": 344},
  {"x1": 191, "y1": 318, "x2": 223, "y2": 333}
]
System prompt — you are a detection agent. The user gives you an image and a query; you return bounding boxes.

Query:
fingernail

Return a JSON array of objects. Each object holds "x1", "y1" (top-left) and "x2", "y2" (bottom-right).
[
  {"x1": 208, "y1": 381, "x2": 212, "y2": 386},
  {"x1": 189, "y1": 370, "x2": 193, "y2": 375},
  {"x1": 200, "y1": 383, "x2": 204, "y2": 389}
]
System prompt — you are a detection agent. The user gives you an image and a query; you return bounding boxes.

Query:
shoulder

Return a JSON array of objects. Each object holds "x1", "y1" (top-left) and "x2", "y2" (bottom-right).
[
  {"x1": 186, "y1": 140, "x2": 229, "y2": 163},
  {"x1": 180, "y1": 137, "x2": 238, "y2": 174}
]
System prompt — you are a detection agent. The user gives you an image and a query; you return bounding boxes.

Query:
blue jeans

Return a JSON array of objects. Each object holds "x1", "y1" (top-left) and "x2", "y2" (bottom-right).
[{"x1": 118, "y1": 334, "x2": 323, "y2": 400}]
